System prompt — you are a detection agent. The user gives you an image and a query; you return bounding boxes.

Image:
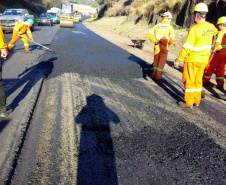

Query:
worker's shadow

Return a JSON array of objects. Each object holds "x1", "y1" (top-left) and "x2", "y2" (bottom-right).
[
  {"x1": 147, "y1": 63, "x2": 184, "y2": 102},
  {"x1": 128, "y1": 55, "x2": 184, "y2": 101},
  {"x1": 75, "y1": 94, "x2": 119, "y2": 185},
  {"x1": 0, "y1": 120, "x2": 10, "y2": 134},
  {"x1": 6, "y1": 57, "x2": 56, "y2": 109},
  {"x1": 128, "y1": 55, "x2": 153, "y2": 80},
  {"x1": 203, "y1": 83, "x2": 226, "y2": 99}
]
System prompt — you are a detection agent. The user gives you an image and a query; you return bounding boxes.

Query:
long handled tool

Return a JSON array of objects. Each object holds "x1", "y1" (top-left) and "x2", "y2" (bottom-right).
[{"x1": 19, "y1": 35, "x2": 55, "y2": 53}]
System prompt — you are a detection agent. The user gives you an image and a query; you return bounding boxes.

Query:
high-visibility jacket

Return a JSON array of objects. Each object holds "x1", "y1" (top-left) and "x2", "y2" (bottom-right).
[
  {"x1": 0, "y1": 25, "x2": 7, "y2": 51},
  {"x1": 14, "y1": 22, "x2": 33, "y2": 40},
  {"x1": 148, "y1": 19, "x2": 175, "y2": 49},
  {"x1": 177, "y1": 22, "x2": 217, "y2": 64},
  {"x1": 214, "y1": 29, "x2": 226, "y2": 53}
]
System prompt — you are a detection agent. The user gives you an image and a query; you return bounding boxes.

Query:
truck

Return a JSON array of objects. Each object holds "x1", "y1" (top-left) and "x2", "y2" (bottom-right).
[
  {"x1": 0, "y1": 9, "x2": 34, "y2": 32},
  {"x1": 47, "y1": 7, "x2": 60, "y2": 24}
]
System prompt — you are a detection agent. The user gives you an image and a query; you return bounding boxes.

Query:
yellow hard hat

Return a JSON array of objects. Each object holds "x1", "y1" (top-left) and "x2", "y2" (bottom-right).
[
  {"x1": 217, "y1": 16, "x2": 226, "y2": 25},
  {"x1": 191, "y1": 3, "x2": 208, "y2": 15},
  {"x1": 161, "y1": 12, "x2": 172, "y2": 19}
]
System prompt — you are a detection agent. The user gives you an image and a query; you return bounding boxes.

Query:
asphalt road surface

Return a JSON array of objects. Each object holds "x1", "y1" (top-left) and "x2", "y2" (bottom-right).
[{"x1": 1, "y1": 17, "x2": 226, "y2": 184}]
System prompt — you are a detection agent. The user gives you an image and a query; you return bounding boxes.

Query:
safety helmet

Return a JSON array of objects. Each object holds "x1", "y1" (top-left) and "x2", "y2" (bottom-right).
[
  {"x1": 161, "y1": 12, "x2": 172, "y2": 19},
  {"x1": 217, "y1": 16, "x2": 226, "y2": 25},
  {"x1": 191, "y1": 3, "x2": 208, "y2": 15},
  {"x1": 27, "y1": 18, "x2": 34, "y2": 26}
]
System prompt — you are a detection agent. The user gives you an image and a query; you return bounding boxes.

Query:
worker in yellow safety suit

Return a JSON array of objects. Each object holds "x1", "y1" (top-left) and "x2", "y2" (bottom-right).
[
  {"x1": 203, "y1": 16, "x2": 226, "y2": 90},
  {"x1": 0, "y1": 25, "x2": 12, "y2": 117},
  {"x1": 174, "y1": 3, "x2": 218, "y2": 108},
  {"x1": 148, "y1": 12, "x2": 175, "y2": 82},
  {"x1": 8, "y1": 19, "x2": 34, "y2": 53}
]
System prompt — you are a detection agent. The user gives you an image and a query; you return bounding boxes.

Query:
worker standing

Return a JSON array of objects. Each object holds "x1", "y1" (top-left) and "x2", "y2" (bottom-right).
[
  {"x1": 8, "y1": 19, "x2": 34, "y2": 53},
  {"x1": 148, "y1": 12, "x2": 175, "y2": 82},
  {"x1": 0, "y1": 25, "x2": 12, "y2": 117},
  {"x1": 174, "y1": 3, "x2": 218, "y2": 108},
  {"x1": 203, "y1": 16, "x2": 226, "y2": 90}
]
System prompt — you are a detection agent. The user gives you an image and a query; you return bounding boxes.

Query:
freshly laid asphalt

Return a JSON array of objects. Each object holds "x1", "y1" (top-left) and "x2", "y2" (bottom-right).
[{"x1": 0, "y1": 17, "x2": 226, "y2": 184}]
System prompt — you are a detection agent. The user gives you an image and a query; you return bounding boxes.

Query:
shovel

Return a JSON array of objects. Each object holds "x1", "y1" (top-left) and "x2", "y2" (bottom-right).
[{"x1": 19, "y1": 35, "x2": 55, "y2": 53}]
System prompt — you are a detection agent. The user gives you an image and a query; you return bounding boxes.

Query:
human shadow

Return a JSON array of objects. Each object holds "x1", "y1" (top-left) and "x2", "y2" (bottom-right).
[
  {"x1": 75, "y1": 94, "x2": 120, "y2": 185},
  {"x1": 128, "y1": 54, "x2": 153, "y2": 80},
  {"x1": 5, "y1": 57, "x2": 56, "y2": 109},
  {"x1": 0, "y1": 120, "x2": 10, "y2": 133}
]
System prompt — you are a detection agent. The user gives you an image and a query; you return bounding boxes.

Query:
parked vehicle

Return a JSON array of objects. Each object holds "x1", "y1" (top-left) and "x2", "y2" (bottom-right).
[
  {"x1": 38, "y1": 14, "x2": 53, "y2": 26},
  {"x1": 47, "y1": 12, "x2": 60, "y2": 24},
  {"x1": 0, "y1": 9, "x2": 34, "y2": 32}
]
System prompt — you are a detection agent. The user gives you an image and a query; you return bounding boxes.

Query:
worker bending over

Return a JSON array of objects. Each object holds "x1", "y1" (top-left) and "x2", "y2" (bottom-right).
[
  {"x1": 174, "y1": 3, "x2": 217, "y2": 108},
  {"x1": 8, "y1": 19, "x2": 34, "y2": 53},
  {"x1": 203, "y1": 16, "x2": 226, "y2": 90},
  {"x1": 148, "y1": 12, "x2": 175, "y2": 82}
]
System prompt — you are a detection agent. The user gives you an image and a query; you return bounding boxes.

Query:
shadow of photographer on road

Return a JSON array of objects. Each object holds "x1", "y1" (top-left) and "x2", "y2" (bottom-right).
[{"x1": 75, "y1": 94, "x2": 120, "y2": 185}]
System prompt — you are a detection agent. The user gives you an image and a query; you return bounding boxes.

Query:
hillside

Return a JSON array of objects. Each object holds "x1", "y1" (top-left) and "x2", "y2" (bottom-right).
[
  {"x1": 90, "y1": 16, "x2": 187, "y2": 56},
  {"x1": 98, "y1": 0, "x2": 226, "y2": 27}
]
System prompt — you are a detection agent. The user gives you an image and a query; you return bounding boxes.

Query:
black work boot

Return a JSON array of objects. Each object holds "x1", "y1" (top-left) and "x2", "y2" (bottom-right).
[{"x1": 0, "y1": 106, "x2": 13, "y2": 118}]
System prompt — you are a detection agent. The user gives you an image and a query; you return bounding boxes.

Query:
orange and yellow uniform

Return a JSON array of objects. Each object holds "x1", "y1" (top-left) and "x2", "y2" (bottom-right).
[
  {"x1": 203, "y1": 29, "x2": 226, "y2": 88},
  {"x1": 0, "y1": 25, "x2": 7, "y2": 51},
  {"x1": 8, "y1": 22, "x2": 33, "y2": 51},
  {"x1": 148, "y1": 19, "x2": 175, "y2": 80},
  {"x1": 177, "y1": 22, "x2": 217, "y2": 106}
]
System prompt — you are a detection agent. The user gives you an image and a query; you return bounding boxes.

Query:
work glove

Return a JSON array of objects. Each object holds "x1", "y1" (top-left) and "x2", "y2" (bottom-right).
[
  {"x1": 155, "y1": 41, "x2": 160, "y2": 45},
  {"x1": 174, "y1": 59, "x2": 180, "y2": 69},
  {"x1": 1, "y1": 50, "x2": 9, "y2": 59}
]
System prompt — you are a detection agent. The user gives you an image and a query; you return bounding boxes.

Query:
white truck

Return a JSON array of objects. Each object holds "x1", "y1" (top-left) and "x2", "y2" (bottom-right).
[
  {"x1": 47, "y1": 7, "x2": 60, "y2": 24},
  {"x1": 0, "y1": 9, "x2": 34, "y2": 32}
]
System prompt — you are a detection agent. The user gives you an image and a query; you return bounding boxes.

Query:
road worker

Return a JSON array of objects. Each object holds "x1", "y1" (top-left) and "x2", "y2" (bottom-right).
[
  {"x1": 8, "y1": 19, "x2": 34, "y2": 53},
  {"x1": 0, "y1": 25, "x2": 12, "y2": 117},
  {"x1": 174, "y1": 3, "x2": 218, "y2": 108},
  {"x1": 203, "y1": 16, "x2": 226, "y2": 90},
  {"x1": 148, "y1": 12, "x2": 175, "y2": 82}
]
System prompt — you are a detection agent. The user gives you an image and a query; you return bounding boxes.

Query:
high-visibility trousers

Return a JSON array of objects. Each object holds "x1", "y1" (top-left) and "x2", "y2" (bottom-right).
[
  {"x1": 203, "y1": 53, "x2": 226, "y2": 88},
  {"x1": 8, "y1": 31, "x2": 29, "y2": 51},
  {"x1": 152, "y1": 40, "x2": 168, "y2": 80},
  {"x1": 183, "y1": 62, "x2": 207, "y2": 106}
]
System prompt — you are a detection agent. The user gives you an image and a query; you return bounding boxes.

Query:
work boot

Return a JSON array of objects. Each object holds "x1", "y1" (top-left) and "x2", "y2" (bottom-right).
[
  {"x1": 218, "y1": 94, "x2": 226, "y2": 101},
  {"x1": 25, "y1": 50, "x2": 32, "y2": 53},
  {"x1": 0, "y1": 106, "x2": 13, "y2": 118},
  {"x1": 178, "y1": 101, "x2": 193, "y2": 109},
  {"x1": 193, "y1": 103, "x2": 199, "y2": 107}
]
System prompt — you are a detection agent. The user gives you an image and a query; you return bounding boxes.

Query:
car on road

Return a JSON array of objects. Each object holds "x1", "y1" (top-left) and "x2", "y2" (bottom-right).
[
  {"x1": 38, "y1": 13, "x2": 53, "y2": 26},
  {"x1": 0, "y1": 9, "x2": 34, "y2": 32},
  {"x1": 47, "y1": 12, "x2": 60, "y2": 24}
]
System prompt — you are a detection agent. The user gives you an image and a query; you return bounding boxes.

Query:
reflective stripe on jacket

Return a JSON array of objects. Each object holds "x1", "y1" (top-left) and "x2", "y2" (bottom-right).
[
  {"x1": 0, "y1": 25, "x2": 7, "y2": 51},
  {"x1": 177, "y1": 22, "x2": 217, "y2": 64},
  {"x1": 148, "y1": 19, "x2": 175, "y2": 49},
  {"x1": 14, "y1": 22, "x2": 33, "y2": 40},
  {"x1": 214, "y1": 29, "x2": 226, "y2": 53}
]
